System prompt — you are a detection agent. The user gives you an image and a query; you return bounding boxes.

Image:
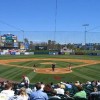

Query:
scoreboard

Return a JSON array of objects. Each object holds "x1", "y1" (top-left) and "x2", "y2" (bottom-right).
[{"x1": 0, "y1": 33, "x2": 18, "y2": 48}]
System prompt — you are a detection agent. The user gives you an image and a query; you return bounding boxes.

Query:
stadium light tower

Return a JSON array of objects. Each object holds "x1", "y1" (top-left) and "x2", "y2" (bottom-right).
[
  {"x1": 54, "y1": 0, "x2": 58, "y2": 42},
  {"x1": 21, "y1": 30, "x2": 24, "y2": 42},
  {"x1": 82, "y1": 24, "x2": 89, "y2": 46}
]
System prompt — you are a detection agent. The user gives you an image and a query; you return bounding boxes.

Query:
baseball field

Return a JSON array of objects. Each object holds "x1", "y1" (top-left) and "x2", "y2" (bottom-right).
[{"x1": 0, "y1": 55, "x2": 100, "y2": 83}]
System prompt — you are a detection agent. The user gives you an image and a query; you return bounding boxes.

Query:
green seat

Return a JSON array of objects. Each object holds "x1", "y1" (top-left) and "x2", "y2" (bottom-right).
[{"x1": 29, "y1": 84, "x2": 34, "y2": 89}]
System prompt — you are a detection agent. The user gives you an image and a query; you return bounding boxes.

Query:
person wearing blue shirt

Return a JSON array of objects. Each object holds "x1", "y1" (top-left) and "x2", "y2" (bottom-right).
[{"x1": 30, "y1": 83, "x2": 48, "y2": 100}]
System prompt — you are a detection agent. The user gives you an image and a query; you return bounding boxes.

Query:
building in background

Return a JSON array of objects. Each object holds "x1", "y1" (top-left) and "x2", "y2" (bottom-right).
[{"x1": 60, "y1": 46, "x2": 73, "y2": 54}]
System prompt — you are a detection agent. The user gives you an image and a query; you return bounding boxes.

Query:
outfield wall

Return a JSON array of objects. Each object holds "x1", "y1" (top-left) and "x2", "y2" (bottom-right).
[{"x1": 0, "y1": 51, "x2": 100, "y2": 56}]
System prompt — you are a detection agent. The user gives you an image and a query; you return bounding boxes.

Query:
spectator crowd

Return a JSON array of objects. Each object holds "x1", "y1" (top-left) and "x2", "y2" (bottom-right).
[{"x1": 0, "y1": 76, "x2": 100, "y2": 100}]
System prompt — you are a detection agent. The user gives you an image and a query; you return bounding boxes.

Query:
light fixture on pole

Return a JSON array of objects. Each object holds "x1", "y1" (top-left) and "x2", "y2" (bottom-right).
[
  {"x1": 82, "y1": 24, "x2": 89, "y2": 46},
  {"x1": 21, "y1": 30, "x2": 24, "y2": 43},
  {"x1": 54, "y1": 0, "x2": 57, "y2": 40}
]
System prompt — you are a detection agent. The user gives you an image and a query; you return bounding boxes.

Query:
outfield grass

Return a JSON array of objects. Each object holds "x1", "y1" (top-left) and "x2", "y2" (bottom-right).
[
  {"x1": 0, "y1": 63, "x2": 100, "y2": 83},
  {"x1": 0, "y1": 54, "x2": 100, "y2": 60},
  {"x1": 0, "y1": 55, "x2": 100, "y2": 83}
]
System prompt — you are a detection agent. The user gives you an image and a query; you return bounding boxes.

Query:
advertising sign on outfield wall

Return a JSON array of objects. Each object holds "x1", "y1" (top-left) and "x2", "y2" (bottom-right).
[{"x1": 15, "y1": 52, "x2": 20, "y2": 55}]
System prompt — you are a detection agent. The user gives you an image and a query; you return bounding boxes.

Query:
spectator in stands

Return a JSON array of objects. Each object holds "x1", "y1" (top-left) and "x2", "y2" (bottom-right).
[
  {"x1": 50, "y1": 82, "x2": 55, "y2": 89},
  {"x1": 43, "y1": 84, "x2": 53, "y2": 94},
  {"x1": 0, "y1": 82, "x2": 4, "y2": 91},
  {"x1": 61, "y1": 82, "x2": 72, "y2": 89},
  {"x1": 41, "y1": 82, "x2": 45, "y2": 91},
  {"x1": 49, "y1": 90, "x2": 61, "y2": 99},
  {"x1": 25, "y1": 84, "x2": 32, "y2": 95},
  {"x1": 30, "y1": 83, "x2": 48, "y2": 100},
  {"x1": 60, "y1": 82, "x2": 66, "y2": 89},
  {"x1": 0, "y1": 93, "x2": 7, "y2": 100},
  {"x1": 54, "y1": 83, "x2": 64, "y2": 95},
  {"x1": 75, "y1": 81, "x2": 80, "y2": 86},
  {"x1": 91, "y1": 80, "x2": 96, "y2": 87},
  {"x1": 73, "y1": 85, "x2": 87, "y2": 98},
  {"x1": 16, "y1": 87, "x2": 29, "y2": 100},
  {"x1": 65, "y1": 91, "x2": 71, "y2": 98},
  {"x1": 97, "y1": 80, "x2": 100, "y2": 86},
  {"x1": 0, "y1": 82, "x2": 14, "y2": 100},
  {"x1": 13, "y1": 83, "x2": 19, "y2": 95},
  {"x1": 93, "y1": 87, "x2": 98, "y2": 92},
  {"x1": 32, "y1": 82, "x2": 45, "y2": 92},
  {"x1": 86, "y1": 81, "x2": 91, "y2": 85},
  {"x1": 88, "y1": 89, "x2": 99, "y2": 100},
  {"x1": 21, "y1": 75, "x2": 30, "y2": 86}
]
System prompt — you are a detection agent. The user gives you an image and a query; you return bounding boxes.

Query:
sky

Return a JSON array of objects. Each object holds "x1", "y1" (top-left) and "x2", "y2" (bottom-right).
[{"x1": 0, "y1": 0, "x2": 100, "y2": 44}]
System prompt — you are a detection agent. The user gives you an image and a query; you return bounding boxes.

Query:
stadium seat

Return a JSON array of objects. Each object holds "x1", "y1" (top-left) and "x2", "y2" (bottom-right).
[
  {"x1": 67, "y1": 98, "x2": 74, "y2": 100},
  {"x1": 56, "y1": 94, "x2": 68, "y2": 99},
  {"x1": 74, "y1": 97, "x2": 88, "y2": 100},
  {"x1": 89, "y1": 93, "x2": 100, "y2": 100},
  {"x1": 47, "y1": 92, "x2": 53, "y2": 97}
]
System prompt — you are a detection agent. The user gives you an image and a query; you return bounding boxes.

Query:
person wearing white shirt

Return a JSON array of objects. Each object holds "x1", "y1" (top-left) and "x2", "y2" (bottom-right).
[
  {"x1": 54, "y1": 83, "x2": 64, "y2": 95},
  {"x1": 1, "y1": 82, "x2": 14, "y2": 100},
  {"x1": 22, "y1": 75, "x2": 30, "y2": 85}
]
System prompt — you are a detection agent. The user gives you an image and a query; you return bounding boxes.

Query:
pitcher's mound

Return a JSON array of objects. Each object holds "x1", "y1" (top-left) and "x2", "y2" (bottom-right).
[{"x1": 36, "y1": 68, "x2": 72, "y2": 74}]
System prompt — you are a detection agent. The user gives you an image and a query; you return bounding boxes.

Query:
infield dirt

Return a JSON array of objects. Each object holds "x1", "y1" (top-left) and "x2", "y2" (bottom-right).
[{"x1": 0, "y1": 58, "x2": 99, "y2": 74}]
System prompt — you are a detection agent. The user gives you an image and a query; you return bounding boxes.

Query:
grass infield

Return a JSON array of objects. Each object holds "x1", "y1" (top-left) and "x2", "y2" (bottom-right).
[{"x1": 0, "y1": 55, "x2": 100, "y2": 83}]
